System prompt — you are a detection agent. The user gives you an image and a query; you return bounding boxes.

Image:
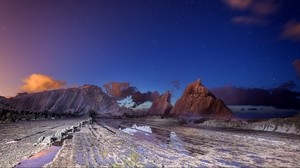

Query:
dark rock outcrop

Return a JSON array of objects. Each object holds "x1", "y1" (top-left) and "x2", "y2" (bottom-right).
[
  {"x1": 148, "y1": 91, "x2": 173, "y2": 116},
  {"x1": 170, "y1": 80, "x2": 234, "y2": 120},
  {"x1": 0, "y1": 85, "x2": 123, "y2": 118}
]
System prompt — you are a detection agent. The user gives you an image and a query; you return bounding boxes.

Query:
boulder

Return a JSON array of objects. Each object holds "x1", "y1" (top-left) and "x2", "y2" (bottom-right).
[
  {"x1": 170, "y1": 79, "x2": 234, "y2": 120},
  {"x1": 148, "y1": 91, "x2": 173, "y2": 116}
]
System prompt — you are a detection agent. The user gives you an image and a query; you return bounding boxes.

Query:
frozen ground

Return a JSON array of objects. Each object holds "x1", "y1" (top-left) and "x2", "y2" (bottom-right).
[{"x1": 1, "y1": 117, "x2": 300, "y2": 167}]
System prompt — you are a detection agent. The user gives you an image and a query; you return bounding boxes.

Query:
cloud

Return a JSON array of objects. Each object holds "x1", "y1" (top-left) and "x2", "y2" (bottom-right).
[
  {"x1": 103, "y1": 81, "x2": 135, "y2": 99},
  {"x1": 251, "y1": 0, "x2": 279, "y2": 15},
  {"x1": 224, "y1": 0, "x2": 278, "y2": 15},
  {"x1": 223, "y1": 0, "x2": 279, "y2": 26},
  {"x1": 223, "y1": 0, "x2": 253, "y2": 10},
  {"x1": 103, "y1": 81, "x2": 160, "y2": 107},
  {"x1": 293, "y1": 59, "x2": 300, "y2": 76},
  {"x1": 21, "y1": 74, "x2": 66, "y2": 93},
  {"x1": 231, "y1": 16, "x2": 267, "y2": 25},
  {"x1": 281, "y1": 21, "x2": 300, "y2": 41},
  {"x1": 170, "y1": 80, "x2": 180, "y2": 90},
  {"x1": 278, "y1": 80, "x2": 296, "y2": 89},
  {"x1": 211, "y1": 83, "x2": 300, "y2": 109}
]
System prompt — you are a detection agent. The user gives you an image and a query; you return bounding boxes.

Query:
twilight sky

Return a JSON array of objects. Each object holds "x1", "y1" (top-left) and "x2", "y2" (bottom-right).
[{"x1": 0, "y1": 0, "x2": 300, "y2": 107}]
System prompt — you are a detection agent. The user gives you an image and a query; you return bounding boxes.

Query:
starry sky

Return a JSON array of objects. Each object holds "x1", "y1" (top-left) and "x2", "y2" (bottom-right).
[{"x1": 0, "y1": 0, "x2": 300, "y2": 108}]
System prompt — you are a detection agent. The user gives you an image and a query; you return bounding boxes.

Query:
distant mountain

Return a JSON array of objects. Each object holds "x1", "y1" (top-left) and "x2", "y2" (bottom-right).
[
  {"x1": 170, "y1": 79, "x2": 234, "y2": 121},
  {"x1": 0, "y1": 85, "x2": 123, "y2": 117}
]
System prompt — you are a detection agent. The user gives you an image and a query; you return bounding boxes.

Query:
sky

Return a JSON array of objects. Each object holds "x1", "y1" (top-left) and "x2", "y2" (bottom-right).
[{"x1": 0, "y1": 0, "x2": 300, "y2": 109}]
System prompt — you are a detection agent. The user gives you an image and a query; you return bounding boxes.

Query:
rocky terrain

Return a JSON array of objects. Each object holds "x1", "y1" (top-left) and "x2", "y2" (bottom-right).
[
  {"x1": 0, "y1": 118, "x2": 85, "y2": 167},
  {"x1": 1, "y1": 117, "x2": 299, "y2": 167},
  {"x1": 148, "y1": 91, "x2": 173, "y2": 116},
  {"x1": 170, "y1": 80, "x2": 234, "y2": 120},
  {"x1": 200, "y1": 113, "x2": 300, "y2": 135},
  {"x1": 0, "y1": 80, "x2": 235, "y2": 122},
  {"x1": 1, "y1": 80, "x2": 300, "y2": 167},
  {"x1": 0, "y1": 85, "x2": 123, "y2": 120}
]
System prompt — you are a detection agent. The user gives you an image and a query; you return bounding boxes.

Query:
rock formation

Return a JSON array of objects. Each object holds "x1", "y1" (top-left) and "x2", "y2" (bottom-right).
[
  {"x1": 170, "y1": 79, "x2": 234, "y2": 120},
  {"x1": 0, "y1": 85, "x2": 123, "y2": 118},
  {"x1": 148, "y1": 91, "x2": 173, "y2": 116},
  {"x1": 201, "y1": 113, "x2": 300, "y2": 135}
]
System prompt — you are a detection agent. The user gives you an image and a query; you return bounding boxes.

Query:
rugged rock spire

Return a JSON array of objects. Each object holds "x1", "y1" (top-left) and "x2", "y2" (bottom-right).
[
  {"x1": 170, "y1": 80, "x2": 234, "y2": 120},
  {"x1": 148, "y1": 91, "x2": 173, "y2": 116}
]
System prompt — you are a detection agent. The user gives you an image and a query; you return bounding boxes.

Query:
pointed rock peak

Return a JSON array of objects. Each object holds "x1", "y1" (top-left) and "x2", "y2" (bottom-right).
[
  {"x1": 196, "y1": 78, "x2": 202, "y2": 85},
  {"x1": 148, "y1": 91, "x2": 173, "y2": 116},
  {"x1": 170, "y1": 80, "x2": 234, "y2": 121}
]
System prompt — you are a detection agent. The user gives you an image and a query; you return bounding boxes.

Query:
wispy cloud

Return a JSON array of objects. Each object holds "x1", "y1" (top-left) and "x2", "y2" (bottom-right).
[
  {"x1": 223, "y1": 0, "x2": 253, "y2": 10},
  {"x1": 170, "y1": 80, "x2": 180, "y2": 90},
  {"x1": 278, "y1": 80, "x2": 296, "y2": 89},
  {"x1": 223, "y1": 0, "x2": 279, "y2": 26},
  {"x1": 251, "y1": 0, "x2": 279, "y2": 15},
  {"x1": 293, "y1": 59, "x2": 300, "y2": 76},
  {"x1": 231, "y1": 16, "x2": 267, "y2": 25},
  {"x1": 21, "y1": 73, "x2": 66, "y2": 93},
  {"x1": 211, "y1": 82, "x2": 300, "y2": 109},
  {"x1": 281, "y1": 21, "x2": 300, "y2": 41}
]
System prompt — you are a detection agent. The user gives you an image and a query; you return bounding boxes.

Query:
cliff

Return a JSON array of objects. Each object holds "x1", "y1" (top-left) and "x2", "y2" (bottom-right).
[{"x1": 0, "y1": 85, "x2": 123, "y2": 117}]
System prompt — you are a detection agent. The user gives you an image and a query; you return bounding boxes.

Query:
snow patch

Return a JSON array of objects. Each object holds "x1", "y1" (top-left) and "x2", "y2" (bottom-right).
[{"x1": 120, "y1": 124, "x2": 152, "y2": 135}]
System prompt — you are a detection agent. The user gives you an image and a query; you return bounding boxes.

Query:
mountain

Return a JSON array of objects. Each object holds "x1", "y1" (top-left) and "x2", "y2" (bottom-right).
[
  {"x1": 170, "y1": 79, "x2": 234, "y2": 121},
  {"x1": 148, "y1": 91, "x2": 173, "y2": 116},
  {"x1": 0, "y1": 85, "x2": 123, "y2": 117}
]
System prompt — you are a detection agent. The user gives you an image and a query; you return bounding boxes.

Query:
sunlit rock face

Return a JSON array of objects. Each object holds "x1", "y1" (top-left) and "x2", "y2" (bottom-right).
[
  {"x1": 170, "y1": 80, "x2": 234, "y2": 120},
  {"x1": 0, "y1": 85, "x2": 123, "y2": 117},
  {"x1": 148, "y1": 91, "x2": 173, "y2": 116}
]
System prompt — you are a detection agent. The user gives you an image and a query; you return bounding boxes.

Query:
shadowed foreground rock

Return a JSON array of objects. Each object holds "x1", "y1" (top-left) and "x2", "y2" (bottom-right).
[
  {"x1": 170, "y1": 79, "x2": 234, "y2": 120},
  {"x1": 148, "y1": 91, "x2": 173, "y2": 116}
]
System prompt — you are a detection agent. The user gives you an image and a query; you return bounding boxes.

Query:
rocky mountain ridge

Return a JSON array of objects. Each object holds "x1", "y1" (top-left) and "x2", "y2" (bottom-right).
[
  {"x1": 0, "y1": 85, "x2": 123, "y2": 118},
  {"x1": 0, "y1": 80, "x2": 235, "y2": 122}
]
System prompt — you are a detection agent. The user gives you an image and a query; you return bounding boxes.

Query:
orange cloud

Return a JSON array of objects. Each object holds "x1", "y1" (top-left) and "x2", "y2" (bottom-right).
[
  {"x1": 223, "y1": 0, "x2": 253, "y2": 10},
  {"x1": 231, "y1": 16, "x2": 267, "y2": 25},
  {"x1": 103, "y1": 81, "x2": 131, "y2": 99},
  {"x1": 21, "y1": 74, "x2": 66, "y2": 93},
  {"x1": 281, "y1": 21, "x2": 300, "y2": 41},
  {"x1": 293, "y1": 59, "x2": 300, "y2": 76}
]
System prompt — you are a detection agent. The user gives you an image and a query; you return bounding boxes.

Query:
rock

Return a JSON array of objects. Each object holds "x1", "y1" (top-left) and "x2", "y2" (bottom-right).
[
  {"x1": 200, "y1": 113, "x2": 300, "y2": 135},
  {"x1": 170, "y1": 79, "x2": 234, "y2": 120},
  {"x1": 0, "y1": 85, "x2": 123, "y2": 118},
  {"x1": 148, "y1": 91, "x2": 173, "y2": 116}
]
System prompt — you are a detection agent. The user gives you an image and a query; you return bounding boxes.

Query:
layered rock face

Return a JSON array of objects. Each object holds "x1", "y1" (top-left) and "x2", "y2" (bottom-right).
[
  {"x1": 148, "y1": 91, "x2": 173, "y2": 116},
  {"x1": 170, "y1": 80, "x2": 234, "y2": 120},
  {"x1": 201, "y1": 113, "x2": 300, "y2": 135},
  {"x1": 0, "y1": 85, "x2": 123, "y2": 117}
]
